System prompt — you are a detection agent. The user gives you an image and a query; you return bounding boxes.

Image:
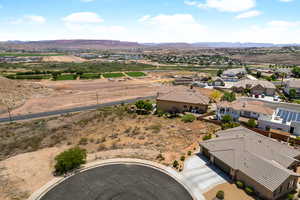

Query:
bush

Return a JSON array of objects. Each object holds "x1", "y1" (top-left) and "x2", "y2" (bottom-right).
[
  {"x1": 180, "y1": 156, "x2": 185, "y2": 161},
  {"x1": 216, "y1": 190, "x2": 224, "y2": 200},
  {"x1": 173, "y1": 160, "x2": 179, "y2": 168},
  {"x1": 247, "y1": 119, "x2": 257, "y2": 128},
  {"x1": 54, "y1": 147, "x2": 87, "y2": 175},
  {"x1": 236, "y1": 180, "x2": 244, "y2": 189},
  {"x1": 202, "y1": 134, "x2": 212, "y2": 141},
  {"x1": 287, "y1": 193, "x2": 294, "y2": 200},
  {"x1": 187, "y1": 151, "x2": 192, "y2": 156},
  {"x1": 181, "y1": 114, "x2": 196, "y2": 123},
  {"x1": 135, "y1": 100, "x2": 153, "y2": 112},
  {"x1": 222, "y1": 122, "x2": 240, "y2": 130},
  {"x1": 78, "y1": 138, "x2": 88, "y2": 145},
  {"x1": 245, "y1": 186, "x2": 255, "y2": 195},
  {"x1": 221, "y1": 114, "x2": 233, "y2": 123}
]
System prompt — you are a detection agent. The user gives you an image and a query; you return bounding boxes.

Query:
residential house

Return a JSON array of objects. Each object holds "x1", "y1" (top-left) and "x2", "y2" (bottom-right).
[
  {"x1": 200, "y1": 127, "x2": 300, "y2": 200},
  {"x1": 156, "y1": 87, "x2": 210, "y2": 114},
  {"x1": 258, "y1": 108, "x2": 300, "y2": 136},
  {"x1": 217, "y1": 99, "x2": 274, "y2": 121},
  {"x1": 232, "y1": 79, "x2": 276, "y2": 96},
  {"x1": 209, "y1": 77, "x2": 225, "y2": 87},
  {"x1": 284, "y1": 80, "x2": 300, "y2": 98},
  {"x1": 221, "y1": 68, "x2": 247, "y2": 82}
]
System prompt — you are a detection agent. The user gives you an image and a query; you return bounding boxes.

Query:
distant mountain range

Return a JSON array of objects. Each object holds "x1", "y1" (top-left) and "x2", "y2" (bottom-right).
[{"x1": 1, "y1": 40, "x2": 300, "y2": 50}]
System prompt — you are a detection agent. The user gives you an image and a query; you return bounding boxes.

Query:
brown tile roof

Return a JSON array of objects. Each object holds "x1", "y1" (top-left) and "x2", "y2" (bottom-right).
[
  {"x1": 233, "y1": 79, "x2": 276, "y2": 89},
  {"x1": 201, "y1": 127, "x2": 300, "y2": 192},
  {"x1": 157, "y1": 87, "x2": 210, "y2": 105},
  {"x1": 217, "y1": 99, "x2": 275, "y2": 115}
]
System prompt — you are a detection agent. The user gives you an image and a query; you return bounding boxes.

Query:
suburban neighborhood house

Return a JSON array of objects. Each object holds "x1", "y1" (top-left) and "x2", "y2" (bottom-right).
[
  {"x1": 258, "y1": 108, "x2": 300, "y2": 136},
  {"x1": 221, "y1": 68, "x2": 246, "y2": 82},
  {"x1": 284, "y1": 79, "x2": 300, "y2": 98},
  {"x1": 232, "y1": 79, "x2": 276, "y2": 96},
  {"x1": 156, "y1": 87, "x2": 210, "y2": 113},
  {"x1": 216, "y1": 100, "x2": 274, "y2": 121},
  {"x1": 200, "y1": 127, "x2": 300, "y2": 200}
]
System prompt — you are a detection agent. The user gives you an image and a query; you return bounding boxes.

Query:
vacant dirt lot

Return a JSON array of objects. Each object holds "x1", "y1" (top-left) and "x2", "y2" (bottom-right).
[
  {"x1": 42, "y1": 55, "x2": 86, "y2": 63},
  {"x1": 0, "y1": 105, "x2": 220, "y2": 200}
]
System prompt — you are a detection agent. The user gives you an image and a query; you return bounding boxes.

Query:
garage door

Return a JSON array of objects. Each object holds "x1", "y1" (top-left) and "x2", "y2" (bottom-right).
[{"x1": 214, "y1": 157, "x2": 231, "y2": 174}]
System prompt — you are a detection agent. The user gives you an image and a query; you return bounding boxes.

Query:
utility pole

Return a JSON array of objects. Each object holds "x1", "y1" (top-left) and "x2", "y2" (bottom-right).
[{"x1": 7, "y1": 106, "x2": 12, "y2": 122}]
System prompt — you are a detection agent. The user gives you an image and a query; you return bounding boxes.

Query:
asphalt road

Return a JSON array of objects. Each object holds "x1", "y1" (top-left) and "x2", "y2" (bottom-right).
[
  {"x1": 39, "y1": 164, "x2": 193, "y2": 200},
  {"x1": 0, "y1": 96, "x2": 156, "y2": 123}
]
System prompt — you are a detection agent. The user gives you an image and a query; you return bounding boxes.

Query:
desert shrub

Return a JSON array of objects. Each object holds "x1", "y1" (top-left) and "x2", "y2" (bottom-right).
[
  {"x1": 216, "y1": 190, "x2": 224, "y2": 200},
  {"x1": 173, "y1": 160, "x2": 179, "y2": 168},
  {"x1": 236, "y1": 180, "x2": 244, "y2": 189},
  {"x1": 146, "y1": 124, "x2": 162, "y2": 133},
  {"x1": 247, "y1": 119, "x2": 257, "y2": 128},
  {"x1": 54, "y1": 147, "x2": 87, "y2": 175},
  {"x1": 222, "y1": 122, "x2": 240, "y2": 130},
  {"x1": 202, "y1": 134, "x2": 212, "y2": 141},
  {"x1": 187, "y1": 151, "x2": 192, "y2": 156},
  {"x1": 181, "y1": 114, "x2": 196, "y2": 123},
  {"x1": 78, "y1": 138, "x2": 88, "y2": 145},
  {"x1": 245, "y1": 186, "x2": 255, "y2": 195},
  {"x1": 156, "y1": 153, "x2": 165, "y2": 161},
  {"x1": 135, "y1": 100, "x2": 153, "y2": 113},
  {"x1": 180, "y1": 156, "x2": 185, "y2": 161}
]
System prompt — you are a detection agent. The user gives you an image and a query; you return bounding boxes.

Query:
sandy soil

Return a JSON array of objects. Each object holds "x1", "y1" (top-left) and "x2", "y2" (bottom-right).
[
  {"x1": 42, "y1": 55, "x2": 86, "y2": 63},
  {"x1": 204, "y1": 183, "x2": 256, "y2": 200},
  {"x1": 0, "y1": 78, "x2": 168, "y2": 118}
]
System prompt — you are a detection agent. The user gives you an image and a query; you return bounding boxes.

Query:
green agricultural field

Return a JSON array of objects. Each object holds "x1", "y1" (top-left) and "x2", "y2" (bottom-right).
[
  {"x1": 103, "y1": 73, "x2": 125, "y2": 78},
  {"x1": 80, "y1": 73, "x2": 101, "y2": 79},
  {"x1": 55, "y1": 74, "x2": 77, "y2": 81},
  {"x1": 0, "y1": 53, "x2": 65, "y2": 57},
  {"x1": 126, "y1": 72, "x2": 146, "y2": 77},
  {"x1": 5, "y1": 74, "x2": 52, "y2": 80}
]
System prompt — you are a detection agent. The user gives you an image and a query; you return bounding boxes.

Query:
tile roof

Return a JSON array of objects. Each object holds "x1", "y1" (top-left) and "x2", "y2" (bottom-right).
[
  {"x1": 233, "y1": 79, "x2": 276, "y2": 89},
  {"x1": 157, "y1": 87, "x2": 210, "y2": 105},
  {"x1": 217, "y1": 99, "x2": 275, "y2": 115},
  {"x1": 200, "y1": 127, "x2": 300, "y2": 192},
  {"x1": 287, "y1": 80, "x2": 300, "y2": 89}
]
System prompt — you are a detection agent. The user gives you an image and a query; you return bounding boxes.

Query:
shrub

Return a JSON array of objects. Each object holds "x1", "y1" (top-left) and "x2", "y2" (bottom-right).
[
  {"x1": 247, "y1": 119, "x2": 257, "y2": 128},
  {"x1": 216, "y1": 190, "x2": 224, "y2": 200},
  {"x1": 180, "y1": 156, "x2": 185, "y2": 161},
  {"x1": 287, "y1": 193, "x2": 294, "y2": 200},
  {"x1": 54, "y1": 147, "x2": 87, "y2": 175},
  {"x1": 221, "y1": 92, "x2": 236, "y2": 102},
  {"x1": 135, "y1": 100, "x2": 153, "y2": 112},
  {"x1": 173, "y1": 160, "x2": 179, "y2": 168},
  {"x1": 203, "y1": 134, "x2": 212, "y2": 141},
  {"x1": 221, "y1": 114, "x2": 233, "y2": 123},
  {"x1": 222, "y1": 122, "x2": 240, "y2": 130},
  {"x1": 245, "y1": 186, "x2": 255, "y2": 195},
  {"x1": 187, "y1": 151, "x2": 192, "y2": 156},
  {"x1": 181, "y1": 114, "x2": 196, "y2": 123},
  {"x1": 236, "y1": 180, "x2": 244, "y2": 189},
  {"x1": 78, "y1": 138, "x2": 88, "y2": 145}
]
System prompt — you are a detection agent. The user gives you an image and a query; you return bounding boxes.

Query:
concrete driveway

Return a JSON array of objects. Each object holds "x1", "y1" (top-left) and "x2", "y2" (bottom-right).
[{"x1": 181, "y1": 154, "x2": 228, "y2": 198}]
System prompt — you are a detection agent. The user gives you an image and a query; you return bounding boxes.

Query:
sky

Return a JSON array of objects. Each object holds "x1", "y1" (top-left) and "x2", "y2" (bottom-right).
[{"x1": 0, "y1": 0, "x2": 300, "y2": 43}]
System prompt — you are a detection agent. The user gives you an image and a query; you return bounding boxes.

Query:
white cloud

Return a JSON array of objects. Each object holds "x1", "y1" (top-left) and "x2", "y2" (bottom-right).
[
  {"x1": 138, "y1": 15, "x2": 151, "y2": 22},
  {"x1": 235, "y1": 10, "x2": 261, "y2": 19},
  {"x1": 279, "y1": 0, "x2": 293, "y2": 2},
  {"x1": 136, "y1": 14, "x2": 208, "y2": 43},
  {"x1": 10, "y1": 15, "x2": 46, "y2": 24},
  {"x1": 62, "y1": 12, "x2": 103, "y2": 23},
  {"x1": 80, "y1": 0, "x2": 95, "y2": 2},
  {"x1": 185, "y1": 0, "x2": 256, "y2": 12}
]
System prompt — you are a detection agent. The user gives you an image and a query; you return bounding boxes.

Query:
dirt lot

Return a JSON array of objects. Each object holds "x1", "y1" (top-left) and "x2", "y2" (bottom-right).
[
  {"x1": 42, "y1": 55, "x2": 86, "y2": 62},
  {"x1": 0, "y1": 105, "x2": 220, "y2": 200},
  {"x1": 204, "y1": 183, "x2": 256, "y2": 200}
]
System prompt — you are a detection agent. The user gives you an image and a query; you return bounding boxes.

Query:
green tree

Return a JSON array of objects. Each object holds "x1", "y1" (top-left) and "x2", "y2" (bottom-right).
[
  {"x1": 135, "y1": 100, "x2": 153, "y2": 111},
  {"x1": 221, "y1": 92, "x2": 236, "y2": 102},
  {"x1": 217, "y1": 69, "x2": 223, "y2": 77},
  {"x1": 222, "y1": 114, "x2": 233, "y2": 123},
  {"x1": 292, "y1": 67, "x2": 300, "y2": 78},
  {"x1": 289, "y1": 89, "x2": 297, "y2": 100},
  {"x1": 256, "y1": 71, "x2": 262, "y2": 78},
  {"x1": 216, "y1": 191, "x2": 224, "y2": 200},
  {"x1": 54, "y1": 147, "x2": 87, "y2": 175}
]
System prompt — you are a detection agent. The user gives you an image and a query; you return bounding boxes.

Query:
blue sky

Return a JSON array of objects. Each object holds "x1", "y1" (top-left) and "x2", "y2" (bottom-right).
[{"x1": 0, "y1": 0, "x2": 299, "y2": 43}]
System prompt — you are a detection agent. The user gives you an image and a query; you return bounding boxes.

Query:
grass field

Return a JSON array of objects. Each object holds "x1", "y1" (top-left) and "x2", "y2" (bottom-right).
[
  {"x1": 55, "y1": 74, "x2": 77, "y2": 81},
  {"x1": 126, "y1": 72, "x2": 146, "y2": 77},
  {"x1": 103, "y1": 72, "x2": 125, "y2": 78},
  {"x1": 80, "y1": 73, "x2": 101, "y2": 79},
  {"x1": 0, "y1": 53, "x2": 65, "y2": 57}
]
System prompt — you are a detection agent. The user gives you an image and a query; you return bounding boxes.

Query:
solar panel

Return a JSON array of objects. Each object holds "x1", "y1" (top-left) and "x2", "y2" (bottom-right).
[
  {"x1": 292, "y1": 112, "x2": 297, "y2": 122},
  {"x1": 277, "y1": 109, "x2": 282, "y2": 117},
  {"x1": 297, "y1": 114, "x2": 300, "y2": 122},
  {"x1": 287, "y1": 112, "x2": 293, "y2": 122}
]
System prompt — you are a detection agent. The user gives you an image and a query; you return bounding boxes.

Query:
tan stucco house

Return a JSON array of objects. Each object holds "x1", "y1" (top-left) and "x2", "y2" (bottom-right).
[
  {"x1": 232, "y1": 80, "x2": 276, "y2": 96},
  {"x1": 156, "y1": 87, "x2": 210, "y2": 114},
  {"x1": 200, "y1": 127, "x2": 300, "y2": 200}
]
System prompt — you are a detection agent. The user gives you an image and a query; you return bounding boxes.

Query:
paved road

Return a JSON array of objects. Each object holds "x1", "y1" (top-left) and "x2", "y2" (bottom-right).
[
  {"x1": 0, "y1": 96, "x2": 156, "y2": 123},
  {"x1": 39, "y1": 164, "x2": 193, "y2": 200},
  {"x1": 181, "y1": 154, "x2": 227, "y2": 195}
]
